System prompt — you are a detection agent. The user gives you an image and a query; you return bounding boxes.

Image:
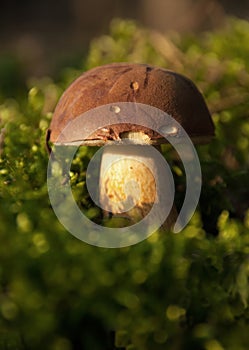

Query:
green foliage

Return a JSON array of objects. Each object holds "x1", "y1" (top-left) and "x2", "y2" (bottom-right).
[{"x1": 0, "y1": 17, "x2": 249, "y2": 349}]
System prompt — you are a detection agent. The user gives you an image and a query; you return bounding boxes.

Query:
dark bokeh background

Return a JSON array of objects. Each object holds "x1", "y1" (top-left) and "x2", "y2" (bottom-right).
[{"x1": 1, "y1": 0, "x2": 249, "y2": 78}]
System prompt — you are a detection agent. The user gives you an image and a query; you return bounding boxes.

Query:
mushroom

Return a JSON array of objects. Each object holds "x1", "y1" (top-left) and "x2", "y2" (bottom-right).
[{"x1": 47, "y1": 62, "x2": 214, "y2": 229}]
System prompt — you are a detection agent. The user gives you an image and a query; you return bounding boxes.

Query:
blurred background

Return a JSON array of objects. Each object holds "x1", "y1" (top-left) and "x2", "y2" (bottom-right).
[{"x1": 1, "y1": 0, "x2": 249, "y2": 79}]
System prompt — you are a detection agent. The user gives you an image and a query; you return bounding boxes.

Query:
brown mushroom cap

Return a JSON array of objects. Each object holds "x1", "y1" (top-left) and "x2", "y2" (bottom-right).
[{"x1": 48, "y1": 63, "x2": 214, "y2": 145}]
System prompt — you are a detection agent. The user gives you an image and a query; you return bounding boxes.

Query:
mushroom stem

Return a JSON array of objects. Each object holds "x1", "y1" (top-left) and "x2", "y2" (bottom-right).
[{"x1": 99, "y1": 133, "x2": 177, "y2": 229}]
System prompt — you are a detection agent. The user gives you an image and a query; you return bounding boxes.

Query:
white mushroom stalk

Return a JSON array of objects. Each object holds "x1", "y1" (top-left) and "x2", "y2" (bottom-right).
[{"x1": 99, "y1": 132, "x2": 177, "y2": 229}]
